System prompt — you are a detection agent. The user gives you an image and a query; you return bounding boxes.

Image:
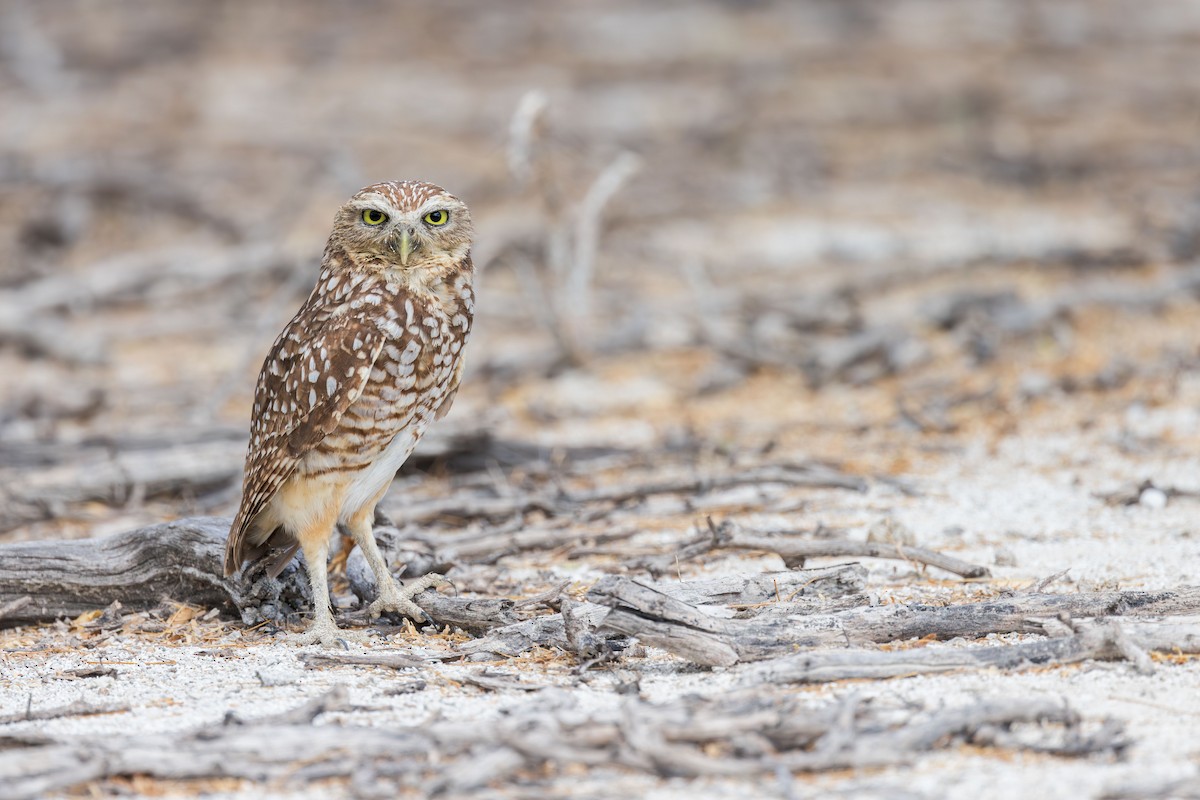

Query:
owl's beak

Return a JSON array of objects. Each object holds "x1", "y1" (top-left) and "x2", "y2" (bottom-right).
[{"x1": 399, "y1": 228, "x2": 413, "y2": 266}]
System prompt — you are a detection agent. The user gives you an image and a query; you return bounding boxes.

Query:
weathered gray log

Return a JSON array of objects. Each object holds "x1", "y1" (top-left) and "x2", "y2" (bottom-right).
[
  {"x1": 0, "y1": 684, "x2": 1118, "y2": 800},
  {"x1": 589, "y1": 576, "x2": 1200, "y2": 666},
  {"x1": 0, "y1": 517, "x2": 493, "y2": 633},
  {"x1": 0, "y1": 518, "x2": 282, "y2": 626}
]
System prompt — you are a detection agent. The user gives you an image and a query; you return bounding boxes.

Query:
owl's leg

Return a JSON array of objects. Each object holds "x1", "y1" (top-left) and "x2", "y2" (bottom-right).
[
  {"x1": 291, "y1": 536, "x2": 341, "y2": 646},
  {"x1": 346, "y1": 509, "x2": 448, "y2": 623},
  {"x1": 291, "y1": 521, "x2": 367, "y2": 647}
]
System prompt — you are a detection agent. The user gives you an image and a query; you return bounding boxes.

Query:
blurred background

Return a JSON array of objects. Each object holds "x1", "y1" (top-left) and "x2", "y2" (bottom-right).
[{"x1": 3, "y1": 0, "x2": 1200, "y2": 543}]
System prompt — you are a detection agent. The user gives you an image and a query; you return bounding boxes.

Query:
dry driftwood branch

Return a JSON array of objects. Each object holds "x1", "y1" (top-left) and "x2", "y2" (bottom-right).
[
  {"x1": 298, "y1": 651, "x2": 425, "y2": 671},
  {"x1": 740, "y1": 619, "x2": 1200, "y2": 686},
  {"x1": 727, "y1": 526, "x2": 990, "y2": 578},
  {"x1": 459, "y1": 668, "x2": 544, "y2": 693},
  {"x1": 0, "y1": 683, "x2": 1118, "y2": 799},
  {"x1": 589, "y1": 576, "x2": 1200, "y2": 666},
  {"x1": 456, "y1": 602, "x2": 611, "y2": 659},
  {"x1": 620, "y1": 522, "x2": 729, "y2": 575},
  {"x1": 656, "y1": 565, "x2": 868, "y2": 608},
  {"x1": 497, "y1": 90, "x2": 642, "y2": 366},
  {"x1": 0, "y1": 518, "x2": 268, "y2": 626},
  {"x1": 342, "y1": 590, "x2": 522, "y2": 636},
  {"x1": 232, "y1": 685, "x2": 352, "y2": 726},
  {"x1": 0, "y1": 239, "x2": 282, "y2": 362},
  {"x1": 456, "y1": 568, "x2": 869, "y2": 661},
  {"x1": 0, "y1": 698, "x2": 131, "y2": 726},
  {"x1": 0, "y1": 518, "x2": 485, "y2": 633},
  {"x1": 506, "y1": 89, "x2": 549, "y2": 187},
  {"x1": 563, "y1": 151, "x2": 642, "y2": 337}
]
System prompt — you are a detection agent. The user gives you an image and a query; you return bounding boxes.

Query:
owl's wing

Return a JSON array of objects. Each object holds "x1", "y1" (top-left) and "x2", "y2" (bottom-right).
[
  {"x1": 225, "y1": 308, "x2": 385, "y2": 574},
  {"x1": 433, "y1": 357, "x2": 466, "y2": 421}
]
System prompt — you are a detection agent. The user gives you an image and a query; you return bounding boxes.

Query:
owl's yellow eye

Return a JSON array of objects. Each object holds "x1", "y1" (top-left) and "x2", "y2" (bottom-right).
[
  {"x1": 423, "y1": 209, "x2": 449, "y2": 226},
  {"x1": 362, "y1": 209, "x2": 388, "y2": 226}
]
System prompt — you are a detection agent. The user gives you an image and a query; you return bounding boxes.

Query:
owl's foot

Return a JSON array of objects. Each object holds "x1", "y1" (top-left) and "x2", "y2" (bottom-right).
[
  {"x1": 367, "y1": 573, "x2": 450, "y2": 623},
  {"x1": 289, "y1": 618, "x2": 371, "y2": 648}
]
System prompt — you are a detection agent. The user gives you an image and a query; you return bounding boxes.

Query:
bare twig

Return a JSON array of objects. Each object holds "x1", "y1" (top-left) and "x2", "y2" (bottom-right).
[
  {"x1": 0, "y1": 699, "x2": 130, "y2": 725},
  {"x1": 298, "y1": 652, "x2": 425, "y2": 671},
  {"x1": 728, "y1": 528, "x2": 989, "y2": 578},
  {"x1": 563, "y1": 150, "x2": 641, "y2": 341}
]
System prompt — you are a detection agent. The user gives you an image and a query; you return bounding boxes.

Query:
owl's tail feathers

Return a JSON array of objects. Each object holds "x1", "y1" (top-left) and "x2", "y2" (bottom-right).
[
  {"x1": 263, "y1": 540, "x2": 301, "y2": 579},
  {"x1": 225, "y1": 513, "x2": 301, "y2": 580},
  {"x1": 223, "y1": 514, "x2": 249, "y2": 576}
]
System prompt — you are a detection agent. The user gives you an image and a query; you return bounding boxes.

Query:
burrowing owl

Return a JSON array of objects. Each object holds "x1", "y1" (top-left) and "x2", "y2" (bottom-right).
[{"x1": 225, "y1": 180, "x2": 474, "y2": 646}]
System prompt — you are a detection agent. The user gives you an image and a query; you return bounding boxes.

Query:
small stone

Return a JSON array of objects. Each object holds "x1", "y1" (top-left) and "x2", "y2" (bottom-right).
[
  {"x1": 993, "y1": 546, "x2": 1018, "y2": 567},
  {"x1": 1139, "y1": 487, "x2": 1168, "y2": 509}
]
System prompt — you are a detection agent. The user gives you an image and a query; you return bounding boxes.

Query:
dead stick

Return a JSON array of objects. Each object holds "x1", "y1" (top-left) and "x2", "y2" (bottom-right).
[
  {"x1": 298, "y1": 651, "x2": 425, "y2": 671},
  {"x1": 0, "y1": 699, "x2": 130, "y2": 725},
  {"x1": 730, "y1": 532, "x2": 990, "y2": 578}
]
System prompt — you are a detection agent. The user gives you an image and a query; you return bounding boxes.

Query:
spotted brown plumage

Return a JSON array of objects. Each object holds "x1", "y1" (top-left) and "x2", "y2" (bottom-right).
[{"x1": 225, "y1": 180, "x2": 475, "y2": 646}]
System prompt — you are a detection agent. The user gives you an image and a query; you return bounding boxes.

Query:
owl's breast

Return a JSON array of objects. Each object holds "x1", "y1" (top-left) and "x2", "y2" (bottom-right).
[
  {"x1": 323, "y1": 291, "x2": 471, "y2": 514},
  {"x1": 302, "y1": 286, "x2": 471, "y2": 476},
  {"x1": 374, "y1": 286, "x2": 471, "y2": 407}
]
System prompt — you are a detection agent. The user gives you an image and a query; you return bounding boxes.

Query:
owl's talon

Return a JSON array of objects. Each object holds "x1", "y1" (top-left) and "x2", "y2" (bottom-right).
[{"x1": 367, "y1": 572, "x2": 447, "y2": 624}]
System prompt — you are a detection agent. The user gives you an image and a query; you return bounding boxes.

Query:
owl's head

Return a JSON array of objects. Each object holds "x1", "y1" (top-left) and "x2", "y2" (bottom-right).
[{"x1": 332, "y1": 180, "x2": 473, "y2": 284}]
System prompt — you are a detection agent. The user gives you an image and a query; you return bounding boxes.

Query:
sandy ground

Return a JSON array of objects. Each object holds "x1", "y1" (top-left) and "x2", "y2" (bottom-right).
[{"x1": 7, "y1": 395, "x2": 1200, "y2": 798}]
